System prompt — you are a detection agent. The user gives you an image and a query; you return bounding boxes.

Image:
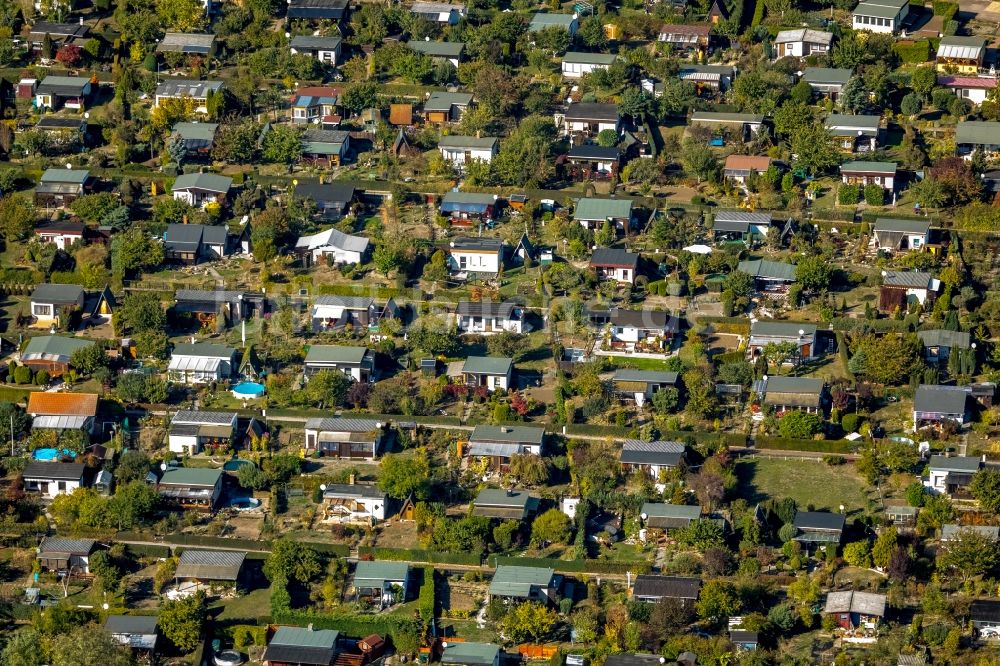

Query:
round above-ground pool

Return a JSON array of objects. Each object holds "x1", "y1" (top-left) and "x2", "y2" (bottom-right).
[
  {"x1": 229, "y1": 497, "x2": 262, "y2": 511},
  {"x1": 231, "y1": 381, "x2": 265, "y2": 398},
  {"x1": 33, "y1": 448, "x2": 77, "y2": 461},
  {"x1": 222, "y1": 458, "x2": 255, "y2": 472}
]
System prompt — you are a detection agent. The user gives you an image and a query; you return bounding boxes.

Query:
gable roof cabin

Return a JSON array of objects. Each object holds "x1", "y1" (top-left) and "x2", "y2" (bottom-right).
[
  {"x1": 440, "y1": 191, "x2": 498, "y2": 220},
  {"x1": 27, "y1": 392, "x2": 99, "y2": 431},
  {"x1": 612, "y1": 368, "x2": 679, "y2": 395},
  {"x1": 620, "y1": 440, "x2": 685, "y2": 468},
  {"x1": 737, "y1": 258, "x2": 797, "y2": 284},
  {"x1": 641, "y1": 502, "x2": 701, "y2": 529},
  {"x1": 355, "y1": 560, "x2": 410, "y2": 590},
  {"x1": 824, "y1": 590, "x2": 887, "y2": 618},
  {"x1": 467, "y1": 424, "x2": 545, "y2": 460},
  {"x1": 287, "y1": 0, "x2": 349, "y2": 20},
  {"x1": 941, "y1": 524, "x2": 1000, "y2": 542},
  {"x1": 873, "y1": 217, "x2": 931, "y2": 251},
  {"x1": 36, "y1": 168, "x2": 92, "y2": 204},
  {"x1": 28, "y1": 21, "x2": 90, "y2": 45},
  {"x1": 914, "y1": 384, "x2": 970, "y2": 431},
  {"x1": 761, "y1": 375, "x2": 824, "y2": 412},
  {"x1": 164, "y1": 223, "x2": 230, "y2": 262},
  {"x1": 37, "y1": 536, "x2": 97, "y2": 571},
  {"x1": 528, "y1": 12, "x2": 578, "y2": 32},
  {"x1": 172, "y1": 122, "x2": 219, "y2": 155},
  {"x1": 175, "y1": 549, "x2": 246, "y2": 582},
  {"x1": 156, "y1": 32, "x2": 216, "y2": 55},
  {"x1": 155, "y1": 79, "x2": 224, "y2": 103},
  {"x1": 918, "y1": 329, "x2": 971, "y2": 352},
  {"x1": 21, "y1": 335, "x2": 95, "y2": 374},
  {"x1": 489, "y1": 565, "x2": 555, "y2": 601},
  {"x1": 408, "y1": 40, "x2": 465, "y2": 62},
  {"x1": 157, "y1": 466, "x2": 225, "y2": 508},
  {"x1": 295, "y1": 226, "x2": 370, "y2": 263},
  {"x1": 574, "y1": 197, "x2": 634, "y2": 228},
  {"x1": 472, "y1": 488, "x2": 539, "y2": 520},
  {"x1": 591, "y1": 248, "x2": 639, "y2": 271},
  {"x1": 462, "y1": 355, "x2": 513, "y2": 377},
  {"x1": 564, "y1": 102, "x2": 620, "y2": 124},
  {"x1": 802, "y1": 67, "x2": 853, "y2": 91},
  {"x1": 290, "y1": 34, "x2": 343, "y2": 55},
  {"x1": 658, "y1": 23, "x2": 711, "y2": 47},
  {"x1": 632, "y1": 575, "x2": 701, "y2": 603},
  {"x1": 440, "y1": 642, "x2": 501, "y2": 666},
  {"x1": 294, "y1": 180, "x2": 356, "y2": 218},
  {"x1": 774, "y1": 28, "x2": 833, "y2": 48}
]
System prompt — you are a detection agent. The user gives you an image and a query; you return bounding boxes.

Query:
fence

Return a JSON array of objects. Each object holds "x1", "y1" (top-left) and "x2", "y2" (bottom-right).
[{"x1": 753, "y1": 436, "x2": 857, "y2": 454}]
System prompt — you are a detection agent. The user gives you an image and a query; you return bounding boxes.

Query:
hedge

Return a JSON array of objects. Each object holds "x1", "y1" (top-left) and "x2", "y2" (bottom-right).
[
  {"x1": 696, "y1": 316, "x2": 752, "y2": 334},
  {"x1": 893, "y1": 40, "x2": 932, "y2": 64},
  {"x1": 750, "y1": 0, "x2": 765, "y2": 27},
  {"x1": 932, "y1": 0, "x2": 958, "y2": 20},
  {"x1": 712, "y1": 350, "x2": 744, "y2": 366},
  {"x1": 562, "y1": 424, "x2": 639, "y2": 439},
  {"x1": 417, "y1": 567, "x2": 435, "y2": 622},
  {"x1": 266, "y1": 408, "x2": 463, "y2": 426},
  {"x1": 125, "y1": 543, "x2": 171, "y2": 559},
  {"x1": 357, "y1": 546, "x2": 482, "y2": 566},
  {"x1": 490, "y1": 555, "x2": 653, "y2": 574},
  {"x1": 316, "y1": 283, "x2": 404, "y2": 299},
  {"x1": 830, "y1": 317, "x2": 912, "y2": 332},
  {"x1": 836, "y1": 331, "x2": 855, "y2": 382},
  {"x1": 754, "y1": 436, "x2": 857, "y2": 454}
]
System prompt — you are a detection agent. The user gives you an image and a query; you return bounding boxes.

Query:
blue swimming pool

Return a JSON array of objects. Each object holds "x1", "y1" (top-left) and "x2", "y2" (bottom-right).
[
  {"x1": 33, "y1": 448, "x2": 77, "y2": 461},
  {"x1": 231, "y1": 381, "x2": 265, "y2": 398},
  {"x1": 229, "y1": 497, "x2": 261, "y2": 511},
  {"x1": 222, "y1": 459, "x2": 255, "y2": 472}
]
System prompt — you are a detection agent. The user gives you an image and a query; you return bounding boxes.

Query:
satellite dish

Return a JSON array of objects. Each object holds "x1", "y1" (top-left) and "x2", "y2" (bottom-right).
[
  {"x1": 320, "y1": 484, "x2": 327, "y2": 491},
  {"x1": 798, "y1": 329, "x2": 805, "y2": 336},
  {"x1": 160, "y1": 462, "x2": 167, "y2": 471},
  {"x1": 640, "y1": 512, "x2": 647, "y2": 520}
]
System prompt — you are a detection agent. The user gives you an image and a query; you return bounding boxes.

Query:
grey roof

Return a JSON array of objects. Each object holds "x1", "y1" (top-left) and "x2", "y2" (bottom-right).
[
  {"x1": 489, "y1": 565, "x2": 554, "y2": 597},
  {"x1": 802, "y1": 68, "x2": 853, "y2": 86},
  {"x1": 563, "y1": 51, "x2": 617, "y2": 65},
  {"x1": 157, "y1": 32, "x2": 216, "y2": 54},
  {"x1": 463, "y1": 356, "x2": 513, "y2": 375},
  {"x1": 737, "y1": 259, "x2": 797, "y2": 282},
  {"x1": 956, "y1": 121, "x2": 1000, "y2": 146},
  {"x1": 620, "y1": 440, "x2": 685, "y2": 466},
  {"x1": 304, "y1": 344, "x2": 370, "y2": 364},
  {"x1": 304, "y1": 417, "x2": 383, "y2": 433},
  {"x1": 439, "y1": 135, "x2": 499, "y2": 150},
  {"x1": 750, "y1": 320, "x2": 817, "y2": 337},
  {"x1": 690, "y1": 111, "x2": 765, "y2": 124},
  {"x1": 172, "y1": 172, "x2": 233, "y2": 193},
  {"x1": 470, "y1": 424, "x2": 545, "y2": 445},
  {"x1": 529, "y1": 12, "x2": 577, "y2": 30},
  {"x1": 567, "y1": 144, "x2": 620, "y2": 160},
  {"x1": 914, "y1": 385, "x2": 969, "y2": 415},
  {"x1": 824, "y1": 590, "x2": 887, "y2": 616},
  {"x1": 794, "y1": 510, "x2": 845, "y2": 532},
  {"x1": 455, "y1": 300, "x2": 521, "y2": 319},
  {"x1": 22, "y1": 335, "x2": 95, "y2": 363},
  {"x1": 156, "y1": 79, "x2": 224, "y2": 98},
  {"x1": 632, "y1": 575, "x2": 701, "y2": 599},
  {"x1": 37, "y1": 116, "x2": 87, "y2": 130},
  {"x1": 175, "y1": 289, "x2": 246, "y2": 303},
  {"x1": 774, "y1": 28, "x2": 833, "y2": 45},
  {"x1": 918, "y1": 329, "x2": 971, "y2": 349},
  {"x1": 883, "y1": 270, "x2": 932, "y2": 289},
  {"x1": 641, "y1": 502, "x2": 701, "y2": 521},
  {"x1": 825, "y1": 114, "x2": 880, "y2": 132},
  {"x1": 355, "y1": 560, "x2": 410, "y2": 587},
  {"x1": 941, "y1": 524, "x2": 999, "y2": 541},
  {"x1": 41, "y1": 168, "x2": 90, "y2": 185},
  {"x1": 853, "y1": 0, "x2": 906, "y2": 19},
  {"x1": 874, "y1": 218, "x2": 931, "y2": 234},
  {"x1": 171, "y1": 342, "x2": 237, "y2": 359},
  {"x1": 313, "y1": 295, "x2": 374, "y2": 309},
  {"x1": 31, "y1": 281, "x2": 86, "y2": 302},
  {"x1": 928, "y1": 454, "x2": 982, "y2": 473},
  {"x1": 841, "y1": 160, "x2": 896, "y2": 175},
  {"x1": 171, "y1": 410, "x2": 237, "y2": 425},
  {"x1": 715, "y1": 210, "x2": 772, "y2": 225},
  {"x1": 174, "y1": 549, "x2": 246, "y2": 581},
  {"x1": 408, "y1": 40, "x2": 465, "y2": 58},
  {"x1": 323, "y1": 483, "x2": 384, "y2": 500},
  {"x1": 302, "y1": 129, "x2": 350, "y2": 154},
  {"x1": 158, "y1": 467, "x2": 224, "y2": 487},
  {"x1": 38, "y1": 537, "x2": 95, "y2": 556},
  {"x1": 104, "y1": 615, "x2": 158, "y2": 636},
  {"x1": 23, "y1": 461, "x2": 86, "y2": 481},
  {"x1": 36, "y1": 75, "x2": 90, "y2": 95},
  {"x1": 263, "y1": 626, "x2": 339, "y2": 666},
  {"x1": 612, "y1": 369, "x2": 679, "y2": 385},
  {"x1": 474, "y1": 488, "x2": 534, "y2": 510},
  {"x1": 764, "y1": 375, "x2": 824, "y2": 396},
  {"x1": 173, "y1": 122, "x2": 219, "y2": 142},
  {"x1": 28, "y1": 21, "x2": 90, "y2": 38},
  {"x1": 564, "y1": 103, "x2": 619, "y2": 123},
  {"x1": 290, "y1": 35, "x2": 343, "y2": 50},
  {"x1": 442, "y1": 192, "x2": 498, "y2": 207},
  {"x1": 591, "y1": 248, "x2": 639, "y2": 268}
]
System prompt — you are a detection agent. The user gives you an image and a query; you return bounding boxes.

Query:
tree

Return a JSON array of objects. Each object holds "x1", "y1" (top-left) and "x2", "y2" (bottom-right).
[
  {"x1": 848, "y1": 333, "x2": 922, "y2": 385},
  {"x1": 107, "y1": 481, "x2": 158, "y2": 529},
  {"x1": 774, "y1": 100, "x2": 811, "y2": 139},
  {"x1": 304, "y1": 370, "x2": 350, "y2": 409},
  {"x1": 911, "y1": 66, "x2": 937, "y2": 97},
  {"x1": 789, "y1": 79, "x2": 812, "y2": 104},
  {"x1": 372, "y1": 245, "x2": 402, "y2": 277},
  {"x1": 341, "y1": 81, "x2": 378, "y2": 115},
  {"x1": 687, "y1": 470, "x2": 724, "y2": 509},
  {"x1": 791, "y1": 124, "x2": 839, "y2": 176},
  {"x1": 378, "y1": 450, "x2": 431, "y2": 500},
  {"x1": 795, "y1": 255, "x2": 833, "y2": 293},
  {"x1": 596, "y1": 128, "x2": 619, "y2": 148},
  {"x1": 262, "y1": 125, "x2": 302, "y2": 171},
  {"x1": 213, "y1": 119, "x2": 261, "y2": 164},
  {"x1": 675, "y1": 518, "x2": 725, "y2": 551},
  {"x1": 872, "y1": 527, "x2": 897, "y2": 569},
  {"x1": 70, "y1": 344, "x2": 107, "y2": 376},
  {"x1": 1, "y1": 629, "x2": 45, "y2": 666},
  {"x1": 264, "y1": 539, "x2": 322, "y2": 584},
  {"x1": 160, "y1": 591, "x2": 207, "y2": 652},
  {"x1": 0, "y1": 401, "x2": 30, "y2": 441},
  {"x1": 651, "y1": 387, "x2": 679, "y2": 413},
  {"x1": 0, "y1": 195, "x2": 36, "y2": 241},
  {"x1": 778, "y1": 411, "x2": 822, "y2": 439},
  {"x1": 842, "y1": 540, "x2": 872, "y2": 568},
  {"x1": 116, "y1": 292, "x2": 166, "y2": 335},
  {"x1": 507, "y1": 453, "x2": 548, "y2": 485},
  {"x1": 971, "y1": 468, "x2": 1000, "y2": 512},
  {"x1": 938, "y1": 528, "x2": 1000, "y2": 582},
  {"x1": 499, "y1": 602, "x2": 559, "y2": 643},
  {"x1": 155, "y1": 0, "x2": 206, "y2": 30},
  {"x1": 577, "y1": 16, "x2": 606, "y2": 48},
  {"x1": 116, "y1": 372, "x2": 168, "y2": 404},
  {"x1": 681, "y1": 138, "x2": 717, "y2": 184},
  {"x1": 531, "y1": 508, "x2": 571, "y2": 545},
  {"x1": 407, "y1": 315, "x2": 460, "y2": 356},
  {"x1": 929, "y1": 156, "x2": 982, "y2": 206},
  {"x1": 116, "y1": 450, "x2": 151, "y2": 484},
  {"x1": 901, "y1": 92, "x2": 922, "y2": 116},
  {"x1": 486, "y1": 331, "x2": 528, "y2": 360},
  {"x1": 696, "y1": 580, "x2": 741, "y2": 620},
  {"x1": 55, "y1": 43, "x2": 83, "y2": 67},
  {"x1": 618, "y1": 87, "x2": 654, "y2": 121},
  {"x1": 111, "y1": 227, "x2": 165, "y2": 278}
]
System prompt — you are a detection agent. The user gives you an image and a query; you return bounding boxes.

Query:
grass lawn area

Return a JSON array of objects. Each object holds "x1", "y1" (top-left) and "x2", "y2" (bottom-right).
[
  {"x1": 599, "y1": 541, "x2": 656, "y2": 563},
  {"x1": 210, "y1": 586, "x2": 272, "y2": 622},
  {"x1": 440, "y1": 618, "x2": 497, "y2": 643},
  {"x1": 735, "y1": 457, "x2": 870, "y2": 513}
]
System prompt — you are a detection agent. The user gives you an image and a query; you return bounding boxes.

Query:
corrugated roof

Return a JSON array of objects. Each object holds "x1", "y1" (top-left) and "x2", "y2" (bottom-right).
[
  {"x1": 853, "y1": 1, "x2": 905, "y2": 19},
  {"x1": 928, "y1": 454, "x2": 981, "y2": 473},
  {"x1": 874, "y1": 217, "x2": 930, "y2": 234},
  {"x1": 159, "y1": 467, "x2": 224, "y2": 487},
  {"x1": 439, "y1": 135, "x2": 499, "y2": 150},
  {"x1": 23, "y1": 461, "x2": 85, "y2": 481},
  {"x1": 612, "y1": 369, "x2": 679, "y2": 385},
  {"x1": 574, "y1": 197, "x2": 634, "y2": 221},
  {"x1": 305, "y1": 344, "x2": 370, "y2": 364},
  {"x1": 841, "y1": 160, "x2": 896, "y2": 174},
  {"x1": 632, "y1": 575, "x2": 701, "y2": 599},
  {"x1": 23, "y1": 335, "x2": 95, "y2": 364},
  {"x1": 441, "y1": 643, "x2": 500, "y2": 666},
  {"x1": 918, "y1": 329, "x2": 971, "y2": 349},
  {"x1": 775, "y1": 28, "x2": 832, "y2": 45},
  {"x1": 31, "y1": 283, "x2": 84, "y2": 303},
  {"x1": 937, "y1": 36, "x2": 985, "y2": 60},
  {"x1": 591, "y1": 248, "x2": 639, "y2": 268},
  {"x1": 715, "y1": 210, "x2": 772, "y2": 225},
  {"x1": 528, "y1": 13, "x2": 576, "y2": 29},
  {"x1": 173, "y1": 173, "x2": 233, "y2": 193},
  {"x1": 27, "y1": 391, "x2": 98, "y2": 416},
  {"x1": 956, "y1": 121, "x2": 1000, "y2": 146},
  {"x1": 175, "y1": 549, "x2": 246, "y2": 580},
  {"x1": 304, "y1": 417, "x2": 383, "y2": 433},
  {"x1": 914, "y1": 385, "x2": 970, "y2": 414},
  {"x1": 563, "y1": 51, "x2": 617, "y2": 65},
  {"x1": 750, "y1": 320, "x2": 817, "y2": 337},
  {"x1": 172, "y1": 342, "x2": 237, "y2": 359},
  {"x1": 172, "y1": 410, "x2": 237, "y2": 425},
  {"x1": 41, "y1": 168, "x2": 89, "y2": 184},
  {"x1": 355, "y1": 560, "x2": 410, "y2": 587},
  {"x1": 883, "y1": 270, "x2": 932, "y2": 289},
  {"x1": 167, "y1": 356, "x2": 222, "y2": 373},
  {"x1": 38, "y1": 537, "x2": 95, "y2": 556},
  {"x1": 641, "y1": 503, "x2": 700, "y2": 520},
  {"x1": 737, "y1": 259, "x2": 797, "y2": 282}
]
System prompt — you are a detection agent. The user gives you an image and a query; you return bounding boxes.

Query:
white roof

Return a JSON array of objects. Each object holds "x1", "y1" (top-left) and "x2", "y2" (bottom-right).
[
  {"x1": 295, "y1": 227, "x2": 370, "y2": 253},
  {"x1": 33, "y1": 415, "x2": 89, "y2": 429},
  {"x1": 774, "y1": 28, "x2": 832, "y2": 45},
  {"x1": 168, "y1": 356, "x2": 223, "y2": 373}
]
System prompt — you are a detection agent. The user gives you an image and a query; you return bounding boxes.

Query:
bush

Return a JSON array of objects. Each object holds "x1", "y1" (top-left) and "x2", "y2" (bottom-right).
[
  {"x1": 931, "y1": 87, "x2": 955, "y2": 110},
  {"x1": 864, "y1": 184, "x2": 884, "y2": 206},
  {"x1": 13, "y1": 366, "x2": 31, "y2": 384},
  {"x1": 932, "y1": 1, "x2": 958, "y2": 20},
  {"x1": 841, "y1": 413, "x2": 862, "y2": 433},
  {"x1": 34, "y1": 370, "x2": 49, "y2": 386},
  {"x1": 838, "y1": 184, "x2": 860, "y2": 205},
  {"x1": 778, "y1": 411, "x2": 823, "y2": 439},
  {"x1": 901, "y1": 92, "x2": 922, "y2": 116},
  {"x1": 893, "y1": 40, "x2": 931, "y2": 64}
]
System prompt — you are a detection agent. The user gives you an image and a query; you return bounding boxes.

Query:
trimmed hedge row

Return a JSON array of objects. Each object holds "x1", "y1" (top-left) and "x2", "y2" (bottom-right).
[
  {"x1": 417, "y1": 567, "x2": 435, "y2": 622},
  {"x1": 490, "y1": 555, "x2": 652, "y2": 574},
  {"x1": 316, "y1": 283, "x2": 404, "y2": 299},
  {"x1": 563, "y1": 423, "x2": 639, "y2": 438},
  {"x1": 933, "y1": 0, "x2": 958, "y2": 20},
  {"x1": 266, "y1": 408, "x2": 463, "y2": 426},
  {"x1": 357, "y1": 546, "x2": 482, "y2": 566},
  {"x1": 125, "y1": 543, "x2": 171, "y2": 559},
  {"x1": 894, "y1": 40, "x2": 932, "y2": 64},
  {"x1": 754, "y1": 437, "x2": 857, "y2": 454}
]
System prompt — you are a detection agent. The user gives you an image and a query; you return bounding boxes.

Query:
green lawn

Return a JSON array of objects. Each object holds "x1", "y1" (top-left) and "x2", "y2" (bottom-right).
[
  {"x1": 210, "y1": 586, "x2": 272, "y2": 622},
  {"x1": 735, "y1": 457, "x2": 871, "y2": 513}
]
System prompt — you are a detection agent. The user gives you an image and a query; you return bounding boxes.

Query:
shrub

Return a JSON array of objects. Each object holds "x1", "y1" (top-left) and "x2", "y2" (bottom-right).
[
  {"x1": 13, "y1": 366, "x2": 31, "y2": 384},
  {"x1": 34, "y1": 370, "x2": 49, "y2": 386},
  {"x1": 900, "y1": 92, "x2": 922, "y2": 116},
  {"x1": 864, "y1": 184, "x2": 884, "y2": 206},
  {"x1": 932, "y1": 1, "x2": 958, "y2": 20},
  {"x1": 838, "y1": 184, "x2": 860, "y2": 205},
  {"x1": 841, "y1": 413, "x2": 862, "y2": 433},
  {"x1": 893, "y1": 40, "x2": 931, "y2": 64},
  {"x1": 931, "y1": 87, "x2": 955, "y2": 110}
]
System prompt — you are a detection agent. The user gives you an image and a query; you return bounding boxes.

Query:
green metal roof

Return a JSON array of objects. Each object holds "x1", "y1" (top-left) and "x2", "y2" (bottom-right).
[
  {"x1": 41, "y1": 168, "x2": 89, "y2": 184},
  {"x1": 840, "y1": 160, "x2": 897, "y2": 174},
  {"x1": 737, "y1": 259, "x2": 797, "y2": 282},
  {"x1": 354, "y1": 560, "x2": 410, "y2": 588},
  {"x1": 765, "y1": 375, "x2": 824, "y2": 395},
  {"x1": 917, "y1": 329, "x2": 971, "y2": 349},
  {"x1": 172, "y1": 172, "x2": 233, "y2": 193},
  {"x1": 441, "y1": 642, "x2": 501, "y2": 666},
  {"x1": 612, "y1": 369, "x2": 679, "y2": 385},
  {"x1": 173, "y1": 122, "x2": 219, "y2": 142},
  {"x1": 469, "y1": 424, "x2": 545, "y2": 445},
  {"x1": 563, "y1": 51, "x2": 617, "y2": 65},
  {"x1": 158, "y1": 467, "x2": 224, "y2": 487},
  {"x1": 462, "y1": 356, "x2": 513, "y2": 375},
  {"x1": 956, "y1": 121, "x2": 1000, "y2": 146},
  {"x1": 305, "y1": 344, "x2": 369, "y2": 364},
  {"x1": 573, "y1": 197, "x2": 634, "y2": 221},
  {"x1": 269, "y1": 626, "x2": 340, "y2": 648},
  {"x1": 641, "y1": 502, "x2": 701, "y2": 520},
  {"x1": 172, "y1": 342, "x2": 236, "y2": 358},
  {"x1": 24, "y1": 335, "x2": 95, "y2": 359},
  {"x1": 439, "y1": 135, "x2": 499, "y2": 150},
  {"x1": 802, "y1": 68, "x2": 853, "y2": 85},
  {"x1": 874, "y1": 217, "x2": 931, "y2": 234},
  {"x1": 750, "y1": 320, "x2": 817, "y2": 337},
  {"x1": 475, "y1": 488, "x2": 531, "y2": 509},
  {"x1": 408, "y1": 40, "x2": 465, "y2": 57},
  {"x1": 529, "y1": 13, "x2": 576, "y2": 30},
  {"x1": 489, "y1": 565, "x2": 554, "y2": 597}
]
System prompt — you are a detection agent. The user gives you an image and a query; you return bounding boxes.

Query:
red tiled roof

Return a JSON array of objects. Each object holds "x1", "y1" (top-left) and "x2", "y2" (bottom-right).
[
  {"x1": 724, "y1": 155, "x2": 771, "y2": 171},
  {"x1": 938, "y1": 75, "x2": 998, "y2": 89},
  {"x1": 27, "y1": 392, "x2": 99, "y2": 417}
]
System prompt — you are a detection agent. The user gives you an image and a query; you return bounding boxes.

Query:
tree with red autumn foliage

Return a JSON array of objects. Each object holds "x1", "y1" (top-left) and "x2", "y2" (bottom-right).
[{"x1": 55, "y1": 44, "x2": 83, "y2": 67}]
